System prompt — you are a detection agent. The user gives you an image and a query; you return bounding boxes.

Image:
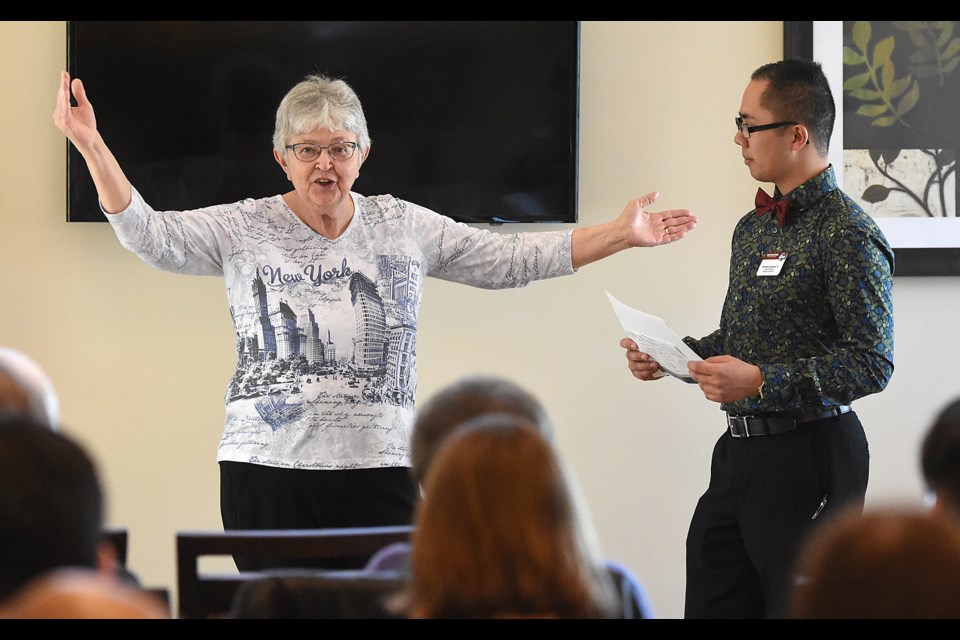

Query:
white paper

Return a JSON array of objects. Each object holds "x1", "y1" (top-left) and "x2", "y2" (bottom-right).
[{"x1": 606, "y1": 291, "x2": 703, "y2": 383}]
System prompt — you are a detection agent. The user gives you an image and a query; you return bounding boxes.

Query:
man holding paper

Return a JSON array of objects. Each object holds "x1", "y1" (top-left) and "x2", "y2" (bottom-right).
[{"x1": 619, "y1": 59, "x2": 894, "y2": 619}]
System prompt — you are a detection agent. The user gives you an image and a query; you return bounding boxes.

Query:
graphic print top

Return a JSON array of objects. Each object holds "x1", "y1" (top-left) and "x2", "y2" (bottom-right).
[{"x1": 107, "y1": 188, "x2": 575, "y2": 469}]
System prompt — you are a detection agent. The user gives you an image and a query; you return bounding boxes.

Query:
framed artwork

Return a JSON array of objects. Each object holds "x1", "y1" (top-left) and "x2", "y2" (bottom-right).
[{"x1": 785, "y1": 21, "x2": 960, "y2": 276}]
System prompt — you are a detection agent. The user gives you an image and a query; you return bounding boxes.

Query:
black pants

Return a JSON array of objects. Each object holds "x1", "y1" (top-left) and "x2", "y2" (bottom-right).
[
  {"x1": 220, "y1": 461, "x2": 420, "y2": 571},
  {"x1": 684, "y1": 411, "x2": 868, "y2": 619}
]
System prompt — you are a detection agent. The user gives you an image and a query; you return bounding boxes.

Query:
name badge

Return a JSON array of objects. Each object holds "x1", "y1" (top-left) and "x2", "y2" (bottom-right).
[{"x1": 757, "y1": 251, "x2": 787, "y2": 276}]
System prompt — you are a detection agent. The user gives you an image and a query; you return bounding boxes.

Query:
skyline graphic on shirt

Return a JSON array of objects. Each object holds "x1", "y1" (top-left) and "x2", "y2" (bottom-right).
[{"x1": 227, "y1": 255, "x2": 422, "y2": 430}]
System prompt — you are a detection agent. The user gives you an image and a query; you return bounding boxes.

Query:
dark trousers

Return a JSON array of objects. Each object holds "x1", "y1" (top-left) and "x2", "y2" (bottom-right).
[
  {"x1": 220, "y1": 461, "x2": 420, "y2": 571},
  {"x1": 684, "y1": 411, "x2": 868, "y2": 619}
]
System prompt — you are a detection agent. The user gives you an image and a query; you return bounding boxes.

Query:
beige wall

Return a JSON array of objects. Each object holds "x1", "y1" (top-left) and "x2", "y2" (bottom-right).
[{"x1": 2, "y1": 20, "x2": 956, "y2": 619}]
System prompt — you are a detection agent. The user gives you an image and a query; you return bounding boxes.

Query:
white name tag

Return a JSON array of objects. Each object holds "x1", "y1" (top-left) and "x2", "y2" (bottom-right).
[{"x1": 757, "y1": 251, "x2": 787, "y2": 276}]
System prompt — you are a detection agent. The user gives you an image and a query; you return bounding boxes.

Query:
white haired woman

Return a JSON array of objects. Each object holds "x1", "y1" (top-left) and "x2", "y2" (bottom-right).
[{"x1": 54, "y1": 71, "x2": 696, "y2": 571}]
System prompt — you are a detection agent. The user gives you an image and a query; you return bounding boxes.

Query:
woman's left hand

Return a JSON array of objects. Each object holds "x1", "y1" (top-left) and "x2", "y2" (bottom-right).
[
  {"x1": 620, "y1": 192, "x2": 697, "y2": 248},
  {"x1": 570, "y1": 191, "x2": 697, "y2": 268}
]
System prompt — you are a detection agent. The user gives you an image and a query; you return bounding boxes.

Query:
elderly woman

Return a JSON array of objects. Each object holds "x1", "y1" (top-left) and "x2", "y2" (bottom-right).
[{"x1": 54, "y1": 71, "x2": 696, "y2": 567}]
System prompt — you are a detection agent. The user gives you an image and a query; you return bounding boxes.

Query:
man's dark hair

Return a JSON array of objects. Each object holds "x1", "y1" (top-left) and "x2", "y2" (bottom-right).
[
  {"x1": 0, "y1": 416, "x2": 104, "y2": 601},
  {"x1": 752, "y1": 59, "x2": 835, "y2": 156},
  {"x1": 921, "y1": 397, "x2": 960, "y2": 511}
]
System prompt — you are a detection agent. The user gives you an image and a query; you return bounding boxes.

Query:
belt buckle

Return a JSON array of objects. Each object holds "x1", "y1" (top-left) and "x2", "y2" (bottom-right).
[{"x1": 727, "y1": 415, "x2": 753, "y2": 438}]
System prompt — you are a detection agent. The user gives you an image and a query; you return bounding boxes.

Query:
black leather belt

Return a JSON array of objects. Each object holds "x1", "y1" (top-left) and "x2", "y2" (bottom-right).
[{"x1": 726, "y1": 405, "x2": 852, "y2": 438}]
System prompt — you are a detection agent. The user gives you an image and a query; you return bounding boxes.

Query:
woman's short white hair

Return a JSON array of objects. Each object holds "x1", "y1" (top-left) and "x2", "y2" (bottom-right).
[{"x1": 272, "y1": 74, "x2": 371, "y2": 158}]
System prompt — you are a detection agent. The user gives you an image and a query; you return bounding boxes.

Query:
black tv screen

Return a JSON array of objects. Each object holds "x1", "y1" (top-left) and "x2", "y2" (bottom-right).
[{"x1": 65, "y1": 21, "x2": 580, "y2": 225}]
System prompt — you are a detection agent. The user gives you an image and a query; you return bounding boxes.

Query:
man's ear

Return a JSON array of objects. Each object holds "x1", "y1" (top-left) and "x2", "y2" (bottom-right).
[{"x1": 793, "y1": 124, "x2": 811, "y2": 149}]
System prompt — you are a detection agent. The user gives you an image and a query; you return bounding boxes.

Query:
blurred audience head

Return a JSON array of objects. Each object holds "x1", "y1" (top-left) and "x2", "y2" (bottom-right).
[
  {"x1": 921, "y1": 396, "x2": 960, "y2": 518},
  {"x1": 0, "y1": 347, "x2": 60, "y2": 429},
  {"x1": 405, "y1": 413, "x2": 617, "y2": 619},
  {"x1": 0, "y1": 568, "x2": 168, "y2": 619},
  {"x1": 410, "y1": 374, "x2": 553, "y2": 486},
  {"x1": 0, "y1": 416, "x2": 106, "y2": 602},
  {"x1": 787, "y1": 505, "x2": 960, "y2": 618}
]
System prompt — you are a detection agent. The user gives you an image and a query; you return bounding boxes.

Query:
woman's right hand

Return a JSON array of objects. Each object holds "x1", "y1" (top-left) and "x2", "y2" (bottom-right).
[
  {"x1": 52, "y1": 71, "x2": 132, "y2": 214},
  {"x1": 53, "y1": 71, "x2": 99, "y2": 151}
]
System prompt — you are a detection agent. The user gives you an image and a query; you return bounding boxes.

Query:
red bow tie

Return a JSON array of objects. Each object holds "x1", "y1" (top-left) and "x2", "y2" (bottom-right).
[{"x1": 755, "y1": 188, "x2": 790, "y2": 228}]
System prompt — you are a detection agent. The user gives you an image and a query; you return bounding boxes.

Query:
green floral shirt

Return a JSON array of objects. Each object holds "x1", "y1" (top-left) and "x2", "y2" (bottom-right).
[{"x1": 684, "y1": 165, "x2": 895, "y2": 415}]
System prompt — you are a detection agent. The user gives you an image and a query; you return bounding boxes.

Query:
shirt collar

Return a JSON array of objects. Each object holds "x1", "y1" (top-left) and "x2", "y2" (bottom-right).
[{"x1": 778, "y1": 165, "x2": 838, "y2": 212}]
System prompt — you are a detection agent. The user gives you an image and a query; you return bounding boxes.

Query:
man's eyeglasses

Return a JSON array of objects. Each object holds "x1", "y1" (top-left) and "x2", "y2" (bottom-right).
[
  {"x1": 735, "y1": 116, "x2": 798, "y2": 139},
  {"x1": 286, "y1": 141, "x2": 358, "y2": 162}
]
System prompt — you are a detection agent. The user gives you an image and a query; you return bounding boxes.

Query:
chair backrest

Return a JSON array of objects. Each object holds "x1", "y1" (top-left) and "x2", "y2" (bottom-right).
[
  {"x1": 101, "y1": 527, "x2": 128, "y2": 567},
  {"x1": 175, "y1": 525, "x2": 414, "y2": 619},
  {"x1": 102, "y1": 527, "x2": 172, "y2": 614}
]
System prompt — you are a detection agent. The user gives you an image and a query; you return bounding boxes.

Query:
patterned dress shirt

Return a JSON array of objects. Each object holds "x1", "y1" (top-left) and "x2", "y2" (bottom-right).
[{"x1": 683, "y1": 165, "x2": 895, "y2": 416}]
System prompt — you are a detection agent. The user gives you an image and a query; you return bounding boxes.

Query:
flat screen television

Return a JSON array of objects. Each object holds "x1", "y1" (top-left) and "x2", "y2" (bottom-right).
[{"x1": 65, "y1": 21, "x2": 580, "y2": 225}]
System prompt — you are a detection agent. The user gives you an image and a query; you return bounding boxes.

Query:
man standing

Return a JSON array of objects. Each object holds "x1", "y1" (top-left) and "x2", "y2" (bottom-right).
[{"x1": 621, "y1": 59, "x2": 894, "y2": 618}]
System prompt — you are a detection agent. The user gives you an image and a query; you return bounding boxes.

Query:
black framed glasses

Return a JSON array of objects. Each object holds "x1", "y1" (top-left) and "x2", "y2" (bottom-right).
[
  {"x1": 286, "y1": 141, "x2": 358, "y2": 162},
  {"x1": 735, "y1": 116, "x2": 798, "y2": 139}
]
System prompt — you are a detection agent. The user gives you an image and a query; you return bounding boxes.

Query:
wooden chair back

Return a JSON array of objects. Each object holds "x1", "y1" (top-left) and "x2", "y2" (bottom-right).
[
  {"x1": 175, "y1": 525, "x2": 414, "y2": 619},
  {"x1": 100, "y1": 527, "x2": 128, "y2": 566},
  {"x1": 102, "y1": 527, "x2": 172, "y2": 614}
]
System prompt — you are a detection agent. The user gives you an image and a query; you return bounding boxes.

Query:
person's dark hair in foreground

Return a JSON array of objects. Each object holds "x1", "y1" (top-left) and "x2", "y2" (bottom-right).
[
  {"x1": 920, "y1": 396, "x2": 960, "y2": 518},
  {"x1": 0, "y1": 416, "x2": 103, "y2": 601},
  {"x1": 787, "y1": 505, "x2": 960, "y2": 619}
]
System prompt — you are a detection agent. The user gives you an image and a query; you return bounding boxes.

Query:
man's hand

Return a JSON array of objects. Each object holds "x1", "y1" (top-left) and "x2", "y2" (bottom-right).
[
  {"x1": 687, "y1": 355, "x2": 763, "y2": 403},
  {"x1": 620, "y1": 337, "x2": 665, "y2": 381}
]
